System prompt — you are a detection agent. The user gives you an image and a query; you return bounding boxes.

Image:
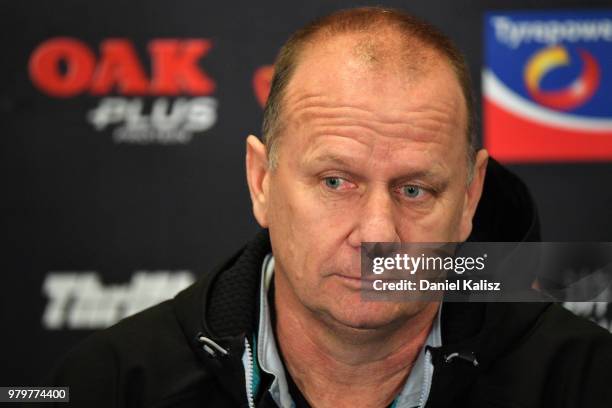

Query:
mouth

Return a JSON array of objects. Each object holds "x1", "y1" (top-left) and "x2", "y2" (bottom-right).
[
  {"x1": 333, "y1": 274, "x2": 379, "y2": 289},
  {"x1": 336, "y1": 274, "x2": 376, "y2": 281}
]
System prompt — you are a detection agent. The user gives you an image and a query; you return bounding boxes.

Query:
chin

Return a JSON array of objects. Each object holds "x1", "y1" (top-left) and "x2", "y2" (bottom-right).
[{"x1": 323, "y1": 301, "x2": 418, "y2": 331}]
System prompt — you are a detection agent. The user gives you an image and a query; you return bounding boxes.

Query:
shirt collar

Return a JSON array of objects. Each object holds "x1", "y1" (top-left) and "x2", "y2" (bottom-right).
[
  {"x1": 252, "y1": 253, "x2": 442, "y2": 408},
  {"x1": 256, "y1": 253, "x2": 293, "y2": 407}
]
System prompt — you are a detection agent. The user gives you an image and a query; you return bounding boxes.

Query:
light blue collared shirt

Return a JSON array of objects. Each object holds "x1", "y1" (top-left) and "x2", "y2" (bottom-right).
[{"x1": 243, "y1": 254, "x2": 442, "y2": 408}]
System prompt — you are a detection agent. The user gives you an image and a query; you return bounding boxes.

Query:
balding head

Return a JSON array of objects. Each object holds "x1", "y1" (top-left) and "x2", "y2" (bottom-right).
[
  {"x1": 262, "y1": 6, "x2": 476, "y2": 180},
  {"x1": 245, "y1": 6, "x2": 489, "y2": 334}
]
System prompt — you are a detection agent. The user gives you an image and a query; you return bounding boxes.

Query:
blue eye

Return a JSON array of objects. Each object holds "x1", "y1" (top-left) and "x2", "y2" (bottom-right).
[
  {"x1": 324, "y1": 177, "x2": 343, "y2": 189},
  {"x1": 402, "y1": 185, "x2": 422, "y2": 198}
]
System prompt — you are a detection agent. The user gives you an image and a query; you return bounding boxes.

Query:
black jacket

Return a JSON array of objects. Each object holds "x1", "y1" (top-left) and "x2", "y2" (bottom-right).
[{"x1": 47, "y1": 159, "x2": 612, "y2": 408}]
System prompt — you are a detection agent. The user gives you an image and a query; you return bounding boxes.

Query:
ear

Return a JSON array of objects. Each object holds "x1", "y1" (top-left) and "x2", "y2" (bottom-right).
[
  {"x1": 459, "y1": 149, "x2": 489, "y2": 241},
  {"x1": 245, "y1": 135, "x2": 271, "y2": 227}
]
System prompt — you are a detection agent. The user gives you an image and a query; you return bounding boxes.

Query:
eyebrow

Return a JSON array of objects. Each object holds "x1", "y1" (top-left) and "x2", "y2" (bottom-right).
[
  {"x1": 303, "y1": 153, "x2": 450, "y2": 190},
  {"x1": 303, "y1": 153, "x2": 354, "y2": 168}
]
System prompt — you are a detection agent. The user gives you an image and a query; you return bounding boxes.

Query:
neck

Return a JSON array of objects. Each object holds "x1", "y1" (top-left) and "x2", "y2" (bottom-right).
[{"x1": 274, "y1": 272, "x2": 439, "y2": 408}]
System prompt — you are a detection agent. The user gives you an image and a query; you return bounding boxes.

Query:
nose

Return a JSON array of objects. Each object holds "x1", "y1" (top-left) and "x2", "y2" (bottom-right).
[{"x1": 348, "y1": 186, "x2": 401, "y2": 248}]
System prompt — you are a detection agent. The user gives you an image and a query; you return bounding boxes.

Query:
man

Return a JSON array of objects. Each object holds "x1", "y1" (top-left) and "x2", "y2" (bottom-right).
[{"x1": 48, "y1": 7, "x2": 612, "y2": 408}]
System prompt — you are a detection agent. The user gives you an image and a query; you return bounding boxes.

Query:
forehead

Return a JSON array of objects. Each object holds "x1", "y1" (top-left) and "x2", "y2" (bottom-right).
[{"x1": 280, "y1": 32, "x2": 467, "y2": 147}]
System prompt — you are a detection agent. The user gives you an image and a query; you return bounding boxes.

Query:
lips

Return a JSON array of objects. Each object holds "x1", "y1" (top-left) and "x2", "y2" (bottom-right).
[
  {"x1": 334, "y1": 274, "x2": 379, "y2": 285},
  {"x1": 338, "y1": 274, "x2": 376, "y2": 281}
]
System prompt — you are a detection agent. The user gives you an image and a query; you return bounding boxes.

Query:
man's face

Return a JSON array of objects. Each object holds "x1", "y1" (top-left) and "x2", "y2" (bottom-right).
[{"x1": 247, "y1": 34, "x2": 487, "y2": 330}]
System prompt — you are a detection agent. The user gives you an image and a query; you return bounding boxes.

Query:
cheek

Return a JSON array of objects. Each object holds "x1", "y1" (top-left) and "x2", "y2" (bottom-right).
[
  {"x1": 396, "y1": 193, "x2": 466, "y2": 241},
  {"x1": 267, "y1": 176, "x2": 348, "y2": 285},
  {"x1": 271, "y1": 170, "x2": 356, "y2": 239}
]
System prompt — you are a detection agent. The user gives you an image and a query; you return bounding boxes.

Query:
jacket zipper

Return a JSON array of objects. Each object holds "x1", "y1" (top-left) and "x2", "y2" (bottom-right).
[
  {"x1": 418, "y1": 348, "x2": 434, "y2": 407},
  {"x1": 243, "y1": 337, "x2": 256, "y2": 408},
  {"x1": 197, "y1": 334, "x2": 257, "y2": 407}
]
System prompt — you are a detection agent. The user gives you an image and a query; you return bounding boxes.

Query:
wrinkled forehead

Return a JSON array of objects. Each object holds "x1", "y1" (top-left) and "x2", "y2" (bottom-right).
[
  {"x1": 280, "y1": 32, "x2": 467, "y2": 146},
  {"x1": 292, "y1": 30, "x2": 437, "y2": 90}
]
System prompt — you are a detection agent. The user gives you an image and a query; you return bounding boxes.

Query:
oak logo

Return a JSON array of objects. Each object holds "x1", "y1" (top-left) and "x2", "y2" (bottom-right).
[{"x1": 29, "y1": 37, "x2": 218, "y2": 144}]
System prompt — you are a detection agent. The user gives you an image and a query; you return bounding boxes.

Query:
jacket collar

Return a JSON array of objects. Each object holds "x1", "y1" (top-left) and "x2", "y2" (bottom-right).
[
  {"x1": 173, "y1": 229, "x2": 551, "y2": 407},
  {"x1": 172, "y1": 229, "x2": 271, "y2": 406}
]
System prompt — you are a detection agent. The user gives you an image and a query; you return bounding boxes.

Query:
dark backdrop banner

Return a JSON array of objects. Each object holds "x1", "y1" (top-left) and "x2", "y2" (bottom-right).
[{"x1": 1, "y1": 0, "x2": 611, "y2": 386}]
